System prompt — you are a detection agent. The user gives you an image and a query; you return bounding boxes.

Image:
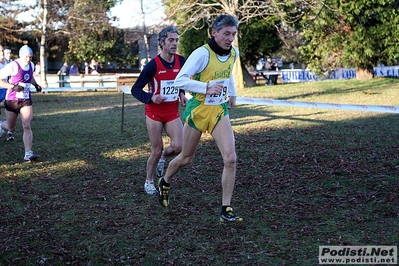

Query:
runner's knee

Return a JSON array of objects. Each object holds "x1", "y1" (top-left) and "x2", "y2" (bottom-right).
[{"x1": 223, "y1": 152, "x2": 237, "y2": 168}]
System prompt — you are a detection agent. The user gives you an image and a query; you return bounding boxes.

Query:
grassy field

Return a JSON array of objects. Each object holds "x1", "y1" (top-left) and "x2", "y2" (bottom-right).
[{"x1": 1, "y1": 78, "x2": 398, "y2": 265}]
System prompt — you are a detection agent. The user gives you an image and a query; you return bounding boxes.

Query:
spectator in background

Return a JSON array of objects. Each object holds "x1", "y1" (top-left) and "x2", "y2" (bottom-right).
[
  {"x1": 289, "y1": 61, "x2": 295, "y2": 69},
  {"x1": 140, "y1": 57, "x2": 151, "y2": 71},
  {"x1": 57, "y1": 62, "x2": 69, "y2": 75},
  {"x1": 269, "y1": 60, "x2": 278, "y2": 85},
  {"x1": 35, "y1": 62, "x2": 41, "y2": 75},
  {"x1": 84, "y1": 61, "x2": 89, "y2": 74},
  {"x1": 265, "y1": 58, "x2": 272, "y2": 85},
  {"x1": 89, "y1": 59, "x2": 99, "y2": 74},
  {"x1": 69, "y1": 64, "x2": 79, "y2": 75},
  {"x1": 255, "y1": 58, "x2": 264, "y2": 71},
  {"x1": 3, "y1": 47, "x2": 13, "y2": 64},
  {"x1": 265, "y1": 58, "x2": 272, "y2": 70}
]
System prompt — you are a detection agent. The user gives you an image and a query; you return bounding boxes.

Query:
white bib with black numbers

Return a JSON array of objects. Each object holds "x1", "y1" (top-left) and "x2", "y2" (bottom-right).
[
  {"x1": 16, "y1": 83, "x2": 31, "y2": 99},
  {"x1": 160, "y1": 80, "x2": 179, "y2": 102},
  {"x1": 204, "y1": 79, "x2": 229, "y2": 105}
]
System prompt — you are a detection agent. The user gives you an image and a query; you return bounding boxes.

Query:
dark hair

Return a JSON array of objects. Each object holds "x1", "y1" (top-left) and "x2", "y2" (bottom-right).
[
  {"x1": 212, "y1": 14, "x2": 239, "y2": 32},
  {"x1": 158, "y1": 26, "x2": 179, "y2": 49}
]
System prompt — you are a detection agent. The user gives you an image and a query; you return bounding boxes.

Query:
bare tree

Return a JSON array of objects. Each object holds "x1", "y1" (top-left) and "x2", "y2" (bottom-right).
[
  {"x1": 38, "y1": 0, "x2": 49, "y2": 87},
  {"x1": 163, "y1": 0, "x2": 276, "y2": 89},
  {"x1": 0, "y1": 1, "x2": 34, "y2": 44},
  {"x1": 163, "y1": 0, "x2": 319, "y2": 88},
  {"x1": 140, "y1": 0, "x2": 151, "y2": 67}
]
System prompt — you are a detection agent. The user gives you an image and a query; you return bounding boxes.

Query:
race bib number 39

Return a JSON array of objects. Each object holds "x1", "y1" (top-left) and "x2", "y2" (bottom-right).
[
  {"x1": 204, "y1": 79, "x2": 229, "y2": 105},
  {"x1": 160, "y1": 80, "x2": 179, "y2": 102}
]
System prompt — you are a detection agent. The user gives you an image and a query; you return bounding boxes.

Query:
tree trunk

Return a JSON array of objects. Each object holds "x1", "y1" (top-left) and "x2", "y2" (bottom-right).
[
  {"x1": 141, "y1": 0, "x2": 150, "y2": 64},
  {"x1": 242, "y1": 65, "x2": 257, "y2": 87},
  {"x1": 356, "y1": 68, "x2": 374, "y2": 79},
  {"x1": 39, "y1": 0, "x2": 48, "y2": 88},
  {"x1": 232, "y1": 38, "x2": 244, "y2": 91}
]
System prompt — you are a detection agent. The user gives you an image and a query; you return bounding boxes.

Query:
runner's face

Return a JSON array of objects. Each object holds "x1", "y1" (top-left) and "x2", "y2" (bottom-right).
[
  {"x1": 162, "y1": 33, "x2": 179, "y2": 55},
  {"x1": 24, "y1": 54, "x2": 32, "y2": 65},
  {"x1": 4, "y1": 50, "x2": 10, "y2": 59},
  {"x1": 213, "y1": 26, "x2": 237, "y2": 50}
]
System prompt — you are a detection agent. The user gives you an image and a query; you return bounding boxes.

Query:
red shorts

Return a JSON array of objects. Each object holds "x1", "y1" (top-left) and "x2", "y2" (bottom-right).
[
  {"x1": 145, "y1": 108, "x2": 180, "y2": 123},
  {"x1": 145, "y1": 101, "x2": 180, "y2": 123}
]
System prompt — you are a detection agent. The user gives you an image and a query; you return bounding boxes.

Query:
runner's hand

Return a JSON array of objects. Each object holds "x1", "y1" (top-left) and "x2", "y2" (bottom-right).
[
  {"x1": 34, "y1": 84, "x2": 42, "y2": 92},
  {"x1": 206, "y1": 83, "x2": 223, "y2": 95},
  {"x1": 151, "y1": 94, "x2": 166, "y2": 104},
  {"x1": 11, "y1": 84, "x2": 24, "y2": 92}
]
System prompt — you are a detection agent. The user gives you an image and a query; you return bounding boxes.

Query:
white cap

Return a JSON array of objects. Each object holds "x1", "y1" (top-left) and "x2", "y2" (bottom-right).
[{"x1": 19, "y1": 45, "x2": 33, "y2": 58}]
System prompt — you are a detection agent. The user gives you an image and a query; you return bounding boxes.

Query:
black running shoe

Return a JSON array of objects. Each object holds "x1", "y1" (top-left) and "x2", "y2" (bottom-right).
[
  {"x1": 7, "y1": 132, "x2": 14, "y2": 141},
  {"x1": 220, "y1": 207, "x2": 243, "y2": 224},
  {"x1": 158, "y1": 178, "x2": 170, "y2": 208}
]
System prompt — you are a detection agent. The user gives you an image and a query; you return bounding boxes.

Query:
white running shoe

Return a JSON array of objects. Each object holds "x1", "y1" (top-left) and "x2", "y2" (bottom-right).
[
  {"x1": 156, "y1": 157, "x2": 165, "y2": 178},
  {"x1": 24, "y1": 150, "x2": 38, "y2": 163},
  {"x1": 144, "y1": 180, "x2": 158, "y2": 195}
]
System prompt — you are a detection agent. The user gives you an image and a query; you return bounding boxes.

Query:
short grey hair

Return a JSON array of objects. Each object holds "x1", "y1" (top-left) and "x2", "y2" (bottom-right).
[
  {"x1": 212, "y1": 14, "x2": 239, "y2": 32},
  {"x1": 158, "y1": 26, "x2": 179, "y2": 49}
]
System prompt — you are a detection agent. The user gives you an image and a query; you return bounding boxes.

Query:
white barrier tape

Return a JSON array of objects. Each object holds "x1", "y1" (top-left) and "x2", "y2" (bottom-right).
[
  {"x1": 121, "y1": 86, "x2": 398, "y2": 113},
  {"x1": 36, "y1": 86, "x2": 398, "y2": 114},
  {"x1": 122, "y1": 86, "x2": 131, "y2": 94},
  {"x1": 237, "y1": 97, "x2": 399, "y2": 114}
]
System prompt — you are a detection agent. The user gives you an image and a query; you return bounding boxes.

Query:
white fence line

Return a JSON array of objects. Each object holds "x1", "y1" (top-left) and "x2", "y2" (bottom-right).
[
  {"x1": 35, "y1": 73, "x2": 140, "y2": 88},
  {"x1": 121, "y1": 86, "x2": 399, "y2": 113}
]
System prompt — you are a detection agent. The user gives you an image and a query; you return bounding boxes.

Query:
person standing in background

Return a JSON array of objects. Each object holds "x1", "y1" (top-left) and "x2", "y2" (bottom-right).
[
  {"x1": 58, "y1": 62, "x2": 69, "y2": 75},
  {"x1": 34, "y1": 62, "x2": 41, "y2": 75},
  {"x1": 270, "y1": 60, "x2": 278, "y2": 85},
  {"x1": 84, "y1": 61, "x2": 89, "y2": 74},
  {"x1": 89, "y1": 59, "x2": 99, "y2": 74},
  {"x1": 69, "y1": 64, "x2": 79, "y2": 74},
  {"x1": 3, "y1": 47, "x2": 13, "y2": 64}
]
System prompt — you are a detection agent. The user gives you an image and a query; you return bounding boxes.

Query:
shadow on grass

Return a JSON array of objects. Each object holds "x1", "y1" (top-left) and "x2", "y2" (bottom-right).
[{"x1": 0, "y1": 92, "x2": 398, "y2": 265}]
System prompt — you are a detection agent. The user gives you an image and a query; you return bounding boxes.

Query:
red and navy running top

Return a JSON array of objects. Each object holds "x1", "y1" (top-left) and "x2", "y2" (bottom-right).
[{"x1": 131, "y1": 54, "x2": 185, "y2": 114}]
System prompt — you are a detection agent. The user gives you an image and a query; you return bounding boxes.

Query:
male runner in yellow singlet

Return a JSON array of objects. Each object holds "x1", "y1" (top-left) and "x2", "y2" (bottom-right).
[{"x1": 158, "y1": 14, "x2": 243, "y2": 224}]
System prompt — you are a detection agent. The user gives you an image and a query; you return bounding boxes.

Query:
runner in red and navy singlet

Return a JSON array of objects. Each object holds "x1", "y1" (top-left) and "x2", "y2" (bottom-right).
[
  {"x1": 130, "y1": 26, "x2": 187, "y2": 196},
  {"x1": 144, "y1": 54, "x2": 184, "y2": 123},
  {"x1": 132, "y1": 54, "x2": 185, "y2": 122}
]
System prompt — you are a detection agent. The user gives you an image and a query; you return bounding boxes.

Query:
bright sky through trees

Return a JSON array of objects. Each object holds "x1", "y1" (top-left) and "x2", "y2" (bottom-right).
[
  {"x1": 110, "y1": 0, "x2": 166, "y2": 28},
  {"x1": 13, "y1": 0, "x2": 165, "y2": 28}
]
